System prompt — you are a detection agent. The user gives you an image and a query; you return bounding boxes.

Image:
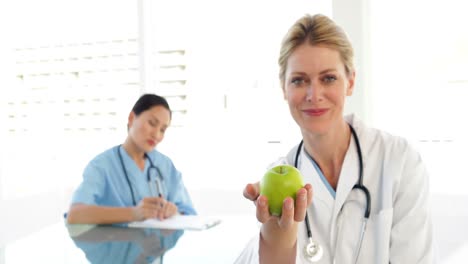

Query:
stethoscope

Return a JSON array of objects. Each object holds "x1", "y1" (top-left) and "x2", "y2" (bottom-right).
[
  {"x1": 117, "y1": 145, "x2": 165, "y2": 206},
  {"x1": 295, "y1": 124, "x2": 371, "y2": 263}
]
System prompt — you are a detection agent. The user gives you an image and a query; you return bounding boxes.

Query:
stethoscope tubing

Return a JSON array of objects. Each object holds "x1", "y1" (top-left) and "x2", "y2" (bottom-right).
[
  {"x1": 295, "y1": 123, "x2": 371, "y2": 262},
  {"x1": 117, "y1": 145, "x2": 164, "y2": 206}
]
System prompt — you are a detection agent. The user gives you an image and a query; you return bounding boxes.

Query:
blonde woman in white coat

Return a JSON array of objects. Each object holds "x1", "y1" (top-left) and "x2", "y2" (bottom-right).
[{"x1": 236, "y1": 14, "x2": 435, "y2": 264}]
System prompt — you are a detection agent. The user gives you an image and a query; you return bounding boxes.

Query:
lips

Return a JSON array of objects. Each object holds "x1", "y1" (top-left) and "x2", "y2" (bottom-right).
[
  {"x1": 302, "y1": 108, "x2": 328, "y2": 116},
  {"x1": 147, "y1": 139, "x2": 156, "y2": 147}
]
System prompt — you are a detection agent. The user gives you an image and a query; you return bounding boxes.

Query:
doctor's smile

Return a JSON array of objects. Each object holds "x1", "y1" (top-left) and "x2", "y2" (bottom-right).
[{"x1": 302, "y1": 108, "x2": 328, "y2": 116}]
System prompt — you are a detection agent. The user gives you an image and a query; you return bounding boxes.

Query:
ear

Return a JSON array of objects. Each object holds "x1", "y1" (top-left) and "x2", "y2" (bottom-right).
[
  {"x1": 346, "y1": 71, "x2": 356, "y2": 96},
  {"x1": 281, "y1": 81, "x2": 288, "y2": 100},
  {"x1": 127, "y1": 111, "x2": 136, "y2": 130}
]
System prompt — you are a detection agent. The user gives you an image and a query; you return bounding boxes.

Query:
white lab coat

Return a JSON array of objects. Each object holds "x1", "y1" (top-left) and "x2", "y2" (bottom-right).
[{"x1": 235, "y1": 114, "x2": 435, "y2": 263}]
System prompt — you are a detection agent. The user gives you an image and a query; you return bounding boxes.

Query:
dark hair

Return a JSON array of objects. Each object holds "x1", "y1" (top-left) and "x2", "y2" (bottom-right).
[{"x1": 132, "y1": 93, "x2": 171, "y2": 118}]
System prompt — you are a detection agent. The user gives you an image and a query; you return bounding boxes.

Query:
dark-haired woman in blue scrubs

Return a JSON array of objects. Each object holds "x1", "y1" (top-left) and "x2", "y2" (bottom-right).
[{"x1": 67, "y1": 94, "x2": 196, "y2": 225}]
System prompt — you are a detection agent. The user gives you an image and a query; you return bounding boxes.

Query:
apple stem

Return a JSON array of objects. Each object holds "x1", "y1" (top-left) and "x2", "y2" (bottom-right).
[{"x1": 280, "y1": 166, "x2": 283, "y2": 174}]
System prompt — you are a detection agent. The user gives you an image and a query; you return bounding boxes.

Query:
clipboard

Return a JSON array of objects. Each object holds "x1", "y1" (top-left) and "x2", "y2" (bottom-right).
[{"x1": 128, "y1": 215, "x2": 222, "y2": 231}]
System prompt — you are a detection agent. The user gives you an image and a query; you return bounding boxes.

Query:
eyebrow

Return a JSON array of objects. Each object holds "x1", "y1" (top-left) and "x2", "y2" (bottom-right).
[
  {"x1": 289, "y1": 68, "x2": 338, "y2": 76},
  {"x1": 319, "y1": 68, "x2": 338, "y2": 75},
  {"x1": 150, "y1": 115, "x2": 169, "y2": 128}
]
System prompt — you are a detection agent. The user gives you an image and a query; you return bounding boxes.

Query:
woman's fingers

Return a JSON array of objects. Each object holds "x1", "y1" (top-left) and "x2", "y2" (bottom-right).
[
  {"x1": 293, "y1": 184, "x2": 313, "y2": 221},
  {"x1": 142, "y1": 201, "x2": 163, "y2": 212},
  {"x1": 140, "y1": 197, "x2": 165, "y2": 209},
  {"x1": 245, "y1": 182, "x2": 265, "y2": 222},
  {"x1": 249, "y1": 182, "x2": 313, "y2": 226},
  {"x1": 305, "y1": 183, "x2": 313, "y2": 205},
  {"x1": 142, "y1": 196, "x2": 162, "y2": 204},
  {"x1": 161, "y1": 202, "x2": 177, "y2": 219},
  {"x1": 157, "y1": 199, "x2": 174, "y2": 219},
  {"x1": 294, "y1": 188, "x2": 308, "y2": 221},
  {"x1": 269, "y1": 184, "x2": 314, "y2": 225},
  {"x1": 243, "y1": 182, "x2": 260, "y2": 201},
  {"x1": 278, "y1": 197, "x2": 295, "y2": 229},
  {"x1": 256, "y1": 195, "x2": 271, "y2": 223},
  {"x1": 138, "y1": 197, "x2": 173, "y2": 219},
  {"x1": 163, "y1": 203, "x2": 172, "y2": 218}
]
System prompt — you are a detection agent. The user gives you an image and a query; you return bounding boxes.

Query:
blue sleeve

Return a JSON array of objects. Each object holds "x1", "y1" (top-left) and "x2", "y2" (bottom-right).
[
  {"x1": 71, "y1": 161, "x2": 106, "y2": 205},
  {"x1": 165, "y1": 164, "x2": 197, "y2": 215}
]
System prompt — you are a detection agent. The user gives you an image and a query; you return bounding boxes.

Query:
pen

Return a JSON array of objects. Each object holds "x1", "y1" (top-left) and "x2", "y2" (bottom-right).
[
  {"x1": 155, "y1": 180, "x2": 167, "y2": 208},
  {"x1": 155, "y1": 178, "x2": 165, "y2": 198}
]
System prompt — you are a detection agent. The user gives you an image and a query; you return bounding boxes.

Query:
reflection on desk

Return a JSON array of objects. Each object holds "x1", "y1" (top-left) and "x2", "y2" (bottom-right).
[
  {"x1": 67, "y1": 225, "x2": 184, "y2": 264},
  {"x1": 1, "y1": 215, "x2": 259, "y2": 263}
]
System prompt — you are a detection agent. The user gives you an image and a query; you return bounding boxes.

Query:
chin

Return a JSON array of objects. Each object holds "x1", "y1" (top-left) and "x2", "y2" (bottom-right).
[
  {"x1": 146, "y1": 145, "x2": 156, "y2": 152},
  {"x1": 305, "y1": 128, "x2": 328, "y2": 136},
  {"x1": 139, "y1": 144, "x2": 155, "y2": 153},
  {"x1": 302, "y1": 122, "x2": 332, "y2": 136}
]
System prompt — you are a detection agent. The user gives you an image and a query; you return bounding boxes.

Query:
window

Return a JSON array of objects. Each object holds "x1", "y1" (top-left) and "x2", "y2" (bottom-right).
[
  {"x1": 0, "y1": 0, "x2": 139, "y2": 201},
  {"x1": 0, "y1": 0, "x2": 330, "y2": 242}
]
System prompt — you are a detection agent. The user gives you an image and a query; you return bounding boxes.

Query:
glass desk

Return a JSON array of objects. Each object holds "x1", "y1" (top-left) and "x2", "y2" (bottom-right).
[{"x1": 0, "y1": 215, "x2": 259, "y2": 264}]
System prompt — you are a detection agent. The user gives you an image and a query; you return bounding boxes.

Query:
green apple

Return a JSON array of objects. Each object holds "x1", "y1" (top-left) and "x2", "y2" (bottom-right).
[{"x1": 260, "y1": 164, "x2": 304, "y2": 216}]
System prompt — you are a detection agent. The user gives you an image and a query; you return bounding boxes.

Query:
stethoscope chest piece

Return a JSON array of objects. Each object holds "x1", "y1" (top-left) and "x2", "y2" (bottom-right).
[{"x1": 304, "y1": 237, "x2": 323, "y2": 262}]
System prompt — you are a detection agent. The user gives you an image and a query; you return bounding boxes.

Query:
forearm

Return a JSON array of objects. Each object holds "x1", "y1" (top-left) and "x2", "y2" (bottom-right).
[
  {"x1": 259, "y1": 220, "x2": 298, "y2": 264},
  {"x1": 67, "y1": 204, "x2": 136, "y2": 224}
]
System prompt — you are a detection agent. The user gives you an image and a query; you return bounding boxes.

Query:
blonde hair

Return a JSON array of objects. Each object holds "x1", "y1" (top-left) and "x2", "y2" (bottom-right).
[{"x1": 278, "y1": 14, "x2": 354, "y2": 85}]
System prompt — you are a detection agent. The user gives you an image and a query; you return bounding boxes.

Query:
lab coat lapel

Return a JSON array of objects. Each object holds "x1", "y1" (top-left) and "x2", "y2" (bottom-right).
[
  {"x1": 330, "y1": 134, "x2": 359, "y2": 246},
  {"x1": 297, "y1": 145, "x2": 335, "y2": 261},
  {"x1": 298, "y1": 148, "x2": 334, "y2": 210}
]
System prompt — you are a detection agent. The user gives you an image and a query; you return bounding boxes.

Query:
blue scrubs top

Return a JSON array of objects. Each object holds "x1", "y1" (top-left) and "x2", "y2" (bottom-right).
[{"x1": 71, "y1": 145, "x2": 196, "y2": 216}]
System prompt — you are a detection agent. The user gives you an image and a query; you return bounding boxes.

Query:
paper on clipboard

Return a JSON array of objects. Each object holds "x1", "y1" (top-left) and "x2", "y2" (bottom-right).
[{"x1": 128, "y1": 215, "x2": 222, "y2": 231}]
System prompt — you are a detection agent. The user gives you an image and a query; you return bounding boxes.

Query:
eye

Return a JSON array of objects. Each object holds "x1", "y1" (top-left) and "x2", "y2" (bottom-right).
[
  {"x1": 322, "y1": 75, "x2": 337, "y2": 83},
  {"x1": 148, "y1": 120, "x2": 156, "y2": 127},
  {"x1": 291, "y1": 77, "x2": 306, "y2": 86}
]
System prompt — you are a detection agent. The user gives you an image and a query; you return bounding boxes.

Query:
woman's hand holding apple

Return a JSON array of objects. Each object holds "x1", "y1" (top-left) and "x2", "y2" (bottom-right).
[{"x1": 243, "y1": 181, "x2": 313, "y2": 249}]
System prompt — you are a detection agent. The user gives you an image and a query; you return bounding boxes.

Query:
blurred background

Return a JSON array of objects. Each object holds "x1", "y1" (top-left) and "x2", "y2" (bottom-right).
[{"x1": 0, "y1": 0, "x2": 467, "y2": 263}]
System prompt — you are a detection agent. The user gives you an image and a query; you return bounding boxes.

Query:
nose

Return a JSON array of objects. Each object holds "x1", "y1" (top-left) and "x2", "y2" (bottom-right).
[
  {"x1": 153, "y1": 128, "x2": 163, "y2": 142},
  {"x1": 305, "y1": 82, "x2": 322, "y2": 103}
]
